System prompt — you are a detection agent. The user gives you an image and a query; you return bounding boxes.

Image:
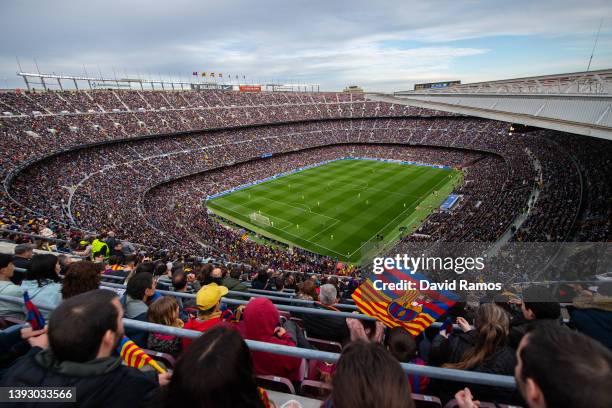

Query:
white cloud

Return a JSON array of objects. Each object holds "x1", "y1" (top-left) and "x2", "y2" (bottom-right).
[{"x1": 0, "y1": 0, "x2": 610, "y2": 91}]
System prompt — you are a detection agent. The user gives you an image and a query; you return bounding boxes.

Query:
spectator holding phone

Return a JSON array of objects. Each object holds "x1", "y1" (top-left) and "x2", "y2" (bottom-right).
[{"x1": 429, "y1": 303, "x2": 517, "y2": 404}]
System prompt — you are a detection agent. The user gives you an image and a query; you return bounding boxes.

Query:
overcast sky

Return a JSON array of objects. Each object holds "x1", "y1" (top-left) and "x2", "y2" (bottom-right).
[{"x1": 1, "y1": 0, "x2": 611, "y2": 91}]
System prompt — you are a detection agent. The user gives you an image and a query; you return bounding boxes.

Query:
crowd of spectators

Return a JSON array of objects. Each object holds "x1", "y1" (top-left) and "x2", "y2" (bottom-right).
[
  {"x1": 0, "y1": 250, "x2": 610, "y2": 407},
  {"x1": 0, "y1": 88, "x2": 611, "y2": 405},
  {"x1": 1, "y1": 89, "x2": 610, "y2": 275}
]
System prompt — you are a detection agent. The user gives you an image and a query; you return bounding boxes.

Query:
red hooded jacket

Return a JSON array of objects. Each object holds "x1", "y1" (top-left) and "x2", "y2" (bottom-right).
[{"x1": 241, "y1": 297, "x2": 302, "y2": 381}]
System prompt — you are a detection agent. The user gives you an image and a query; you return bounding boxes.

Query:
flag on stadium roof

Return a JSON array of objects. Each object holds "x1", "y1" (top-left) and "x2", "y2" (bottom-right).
[
  {"x1": 23, "y1": 291, "x2": 45, "y2": 330},
  {"x1": 210, "y1": 72, "x2": 215, "y2": 77},
  {"x1": 201, "y1": 72, "x2": 206, "y2": 77},
  {"x1": 192, "y1": 71, "x2": 197, "y2": 76},
  {"x1": 219, "y1": 73, "x2": 223, "y2": 78},
  {"x1": 117, "y1": 335, "x2": 166, "y2": 374},
  {"x1": 352, "y1": 266, "x2": 459, "y2": 336}
]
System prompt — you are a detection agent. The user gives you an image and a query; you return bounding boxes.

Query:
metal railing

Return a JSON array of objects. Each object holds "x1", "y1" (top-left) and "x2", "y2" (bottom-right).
[
  {"x1": 247, "y1": 288, "x2": 296, "y2": 298},
  {"x1": 100, "y1": 282, "x2": 371, "y2": 320},
  {"x1": 100, "y1": 278, "x2": 359, "y2": 311},
  {"x1": 0, "y1": 228, "x2": 71, "y2": 244},
  {"x1": 0, "y1": 229, "x2": 151, "y2": 253},
  {"x1": 0, "y1": 294, "x2": 515, "y2": 388}
]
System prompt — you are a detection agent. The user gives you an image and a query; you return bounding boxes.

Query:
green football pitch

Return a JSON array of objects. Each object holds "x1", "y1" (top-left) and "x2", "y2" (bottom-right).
[{"x1": 206, "y1": 159, "x2": 462, "y2": 264}]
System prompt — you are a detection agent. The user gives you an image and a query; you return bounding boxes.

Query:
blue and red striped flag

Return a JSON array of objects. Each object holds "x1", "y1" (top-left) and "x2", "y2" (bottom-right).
[
  {"x1": 23, "y1": 291, "x2": 45, "y2": 330},
  {"x1": 441, "y1": 317, "x2": 454, "y2": 334},
  {"x1": 352, "y1": 265, "x2": 459, "y2": 336},
  {"x1": 117, "y1": 335, "x2": 166, "y2": 373}
]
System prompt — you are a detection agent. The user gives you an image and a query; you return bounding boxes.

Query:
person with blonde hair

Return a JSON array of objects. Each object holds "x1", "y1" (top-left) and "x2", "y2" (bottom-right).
[
  {"x1": 147, "y1": 296, "x2": 184, "y2": 357},
  {"x1": 429, "y1": 303, "x2": 517, "y2": 404},
  {"x1": 443, "y1": 303, "x2": 513, "y2": 371}
]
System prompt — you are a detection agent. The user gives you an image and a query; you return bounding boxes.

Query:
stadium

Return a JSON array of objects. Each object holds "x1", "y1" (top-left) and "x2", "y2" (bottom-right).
[{"x1": 0, "y1": 2, "x2": 611, "y2": 408}]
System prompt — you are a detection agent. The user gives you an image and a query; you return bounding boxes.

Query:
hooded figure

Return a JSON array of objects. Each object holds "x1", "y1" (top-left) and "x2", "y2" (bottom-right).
[{"x1": 241, "y1": 297, "x2": 302, "y2": 381}]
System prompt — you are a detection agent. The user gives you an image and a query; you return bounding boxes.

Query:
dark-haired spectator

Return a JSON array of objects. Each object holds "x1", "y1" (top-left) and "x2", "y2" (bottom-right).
[
  {"x1": 123, "y1": 254, "x2": 138, "y2": 272},
  {"x1": 327, "y1": 275, "x2": 339, "y2": 294},
  {"x1": 568, "y1": 282, "x2": 612, "y2": 350},
  {"x1": 11, "y1": 243, "x2": 33, "y2": 285},
  {"x1": 57, "y1": 254, "x2": 73, "y2": 276},
  {"x1": 241, "y1": 297, "x2": 302, "y2": 381},
  {"x1": 169, "y1": 269, "x2": 195, "y2": 317},
  {"x1": 456, "y1": 325, "x2": 612, "y2": 408},
  {"x1": 385, "y1": 327, "x2": 429, "y2": 394},
  {"x1": 61, "y1": 261, "x2": 103, "y2": 299},
  {"x1": 302, "y1": 284, "x2": 349, "y2": 344},
  {"x1": 21, "y1": 254, "x2": 61, "y2": 318},
  {"x1": 284, "y1": 273, "x2": 297, "y2": 292},
  {"x1": 182, "y1": 282, "x2": 229, "y2": 349},
  {"x1": 508, "y1": 286, "x2": 561, "y2": 349},
  {"x1": 515, "y1": 325, "x2": 612, "y2": 408},
  {"x1": 221, "y1": 267, "x2": 248, "y2": 294},
  {"x1": 108, "y1": 241, "x2": 125, "y2": 264},
  {"x1": 153, "y1": 262, "x2": 171, "y2": 291},
  {"x1": 162, "y1": 326, "x2": 274, "y2": 408},
  {"x1": 122, "y1": 272, "x2": 156, "y2": 347},
  {"x1": 0, "y1": 289, "x2": 163, "y2": 407},
  {"x1": 196, "y1": 263, "x2": 213, "y2": 286},
  {"x1": 324, "y1": 340, "x2": 414, "y2": 408},
  {"x1": 272, "y1": 276, "x2": 285, "y2": 292},
  {"x1": 134, "y1": 261, "x2": 155, "y2": 275},
  {"x1": 147, "y1": 296, "x2": 183, "y2": 357},
  {"x1": 251, "y1": 269, "x2": 270, "y2": 290},
  {"x1": 0, "y1": 253, "x2": 25, "y2": 320}
]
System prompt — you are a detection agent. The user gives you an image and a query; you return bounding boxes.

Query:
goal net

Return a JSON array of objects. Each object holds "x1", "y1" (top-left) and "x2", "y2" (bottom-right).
[{"x1": 249, "y1": 212, "x2": 271, "y2": 227}]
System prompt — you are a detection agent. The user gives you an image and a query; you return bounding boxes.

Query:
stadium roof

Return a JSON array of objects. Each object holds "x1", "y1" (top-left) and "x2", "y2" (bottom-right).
[{"x1": 369, "y1": 69, "x2": 612, "y2": 141}]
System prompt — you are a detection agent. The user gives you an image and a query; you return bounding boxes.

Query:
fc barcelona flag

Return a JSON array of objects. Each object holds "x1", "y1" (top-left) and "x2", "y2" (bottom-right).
[
  {"x1": 117, "y1": 335, "x2": 166, "y2": 374},
  {"x1": 352, "y1": 266, "x2": 458, "y2": 336},
  {"x1": 23, "y1": 291, "x2": 45, "y2": 330}
]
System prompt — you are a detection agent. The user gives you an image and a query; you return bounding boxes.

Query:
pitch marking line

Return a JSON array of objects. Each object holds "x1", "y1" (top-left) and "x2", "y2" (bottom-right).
[
  {"x1": 306, "y1": 219, "x2": 341, "y2": 241},
  {"x1": 251, "y1": 195, "x2": 340, "y2": 223},
  {"x1": 347, "y1": 173, "x2": 455, "y2": 258},
  {"x1": 211, "y1": 201, "x2": 347, "y2": 257},
  {"x1": 218, "y1": 200, "x2": 293, "y2": 230},
  {"x1": 275, "y1": 171, "x2": 432, "y2": 200}
]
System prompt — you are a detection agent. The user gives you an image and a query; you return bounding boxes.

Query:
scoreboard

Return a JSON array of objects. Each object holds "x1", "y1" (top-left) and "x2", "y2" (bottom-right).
[{"x1": 414, "y1": 80, "x2": 460, "y2": 91}]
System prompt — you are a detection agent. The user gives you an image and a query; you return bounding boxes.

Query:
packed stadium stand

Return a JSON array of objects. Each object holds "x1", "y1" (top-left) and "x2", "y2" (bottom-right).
[
  {"x1": 2, "y1": 89, "x2": 611, "y2": 273},
  {"x1": 0, "y1": 87, "x2": 611, "y2": 408}
]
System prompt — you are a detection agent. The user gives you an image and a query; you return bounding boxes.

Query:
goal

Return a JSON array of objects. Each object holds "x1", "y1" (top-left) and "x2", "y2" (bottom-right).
[{"x1": 249, "y1": 212, "x2": 271, "y2": 227}]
